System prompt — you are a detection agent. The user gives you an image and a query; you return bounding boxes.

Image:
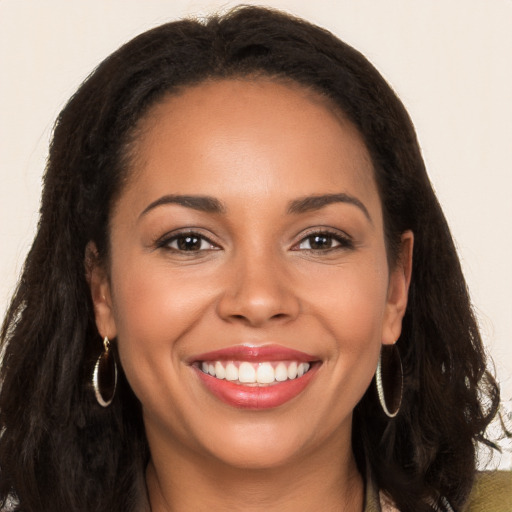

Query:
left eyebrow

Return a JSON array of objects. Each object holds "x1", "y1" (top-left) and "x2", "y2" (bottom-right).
[
  {"x1": 139, "y1": 194, "x2": 227, "y2": 219},
  {"x1": 287, "y1": 193, "x2": 372, "y2": 223}
]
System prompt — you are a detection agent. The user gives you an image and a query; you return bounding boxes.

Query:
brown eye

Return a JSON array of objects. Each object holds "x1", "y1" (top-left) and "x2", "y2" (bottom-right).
[
  {"x1": 298, "y1": 234, "x2": 340, "y2": 251},
  {"x1": 176, "y1": 235, "x2": 203, "y2": 251},
  {"x1": 163, "y1": 233, "x2": 218, "y2": 252},
  {"x1": 293, "y1": 230, "x2": 354, "y2": 253}
]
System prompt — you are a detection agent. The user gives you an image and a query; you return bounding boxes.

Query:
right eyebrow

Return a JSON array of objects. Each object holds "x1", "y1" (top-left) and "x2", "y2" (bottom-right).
[
  {"x1": 138, "y1": 194, "x2": 227, "y2": 219},
  {"x1": 287, "y1": 193, "x2": 372, "y2": 223}
]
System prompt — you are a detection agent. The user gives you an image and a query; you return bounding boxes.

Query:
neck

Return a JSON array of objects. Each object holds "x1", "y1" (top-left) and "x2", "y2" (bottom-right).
[{"x1": 145, "y1": 430, "x2": 364, "y2": 512}]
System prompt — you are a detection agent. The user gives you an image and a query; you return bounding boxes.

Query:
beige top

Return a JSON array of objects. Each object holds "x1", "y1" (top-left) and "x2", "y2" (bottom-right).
[
  {"x1": 136, "y1": 469, "x2": 512, "y2": 511},
  {"x1": 364, "y1": 471, "x2": 512, "y2": 512}
]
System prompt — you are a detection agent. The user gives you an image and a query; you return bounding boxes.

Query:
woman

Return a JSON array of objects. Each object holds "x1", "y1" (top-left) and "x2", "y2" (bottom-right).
[{"x1": 0, "y1": 6, "x2": 509, "y2": 511}]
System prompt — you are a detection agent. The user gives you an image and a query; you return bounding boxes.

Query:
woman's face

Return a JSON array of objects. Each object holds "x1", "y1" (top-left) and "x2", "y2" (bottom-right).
[{"x1": 90, "y1": 79, "x2": 411, "y2": 469}]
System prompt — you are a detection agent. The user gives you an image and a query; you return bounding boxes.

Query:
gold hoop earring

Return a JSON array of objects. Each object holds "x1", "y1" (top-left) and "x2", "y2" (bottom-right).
[
  {"x1": 376, "y1": 344, "x2": 403, "y2": 418},
  {"x1": 92, "y1": 337, "x2": 117, "y2": 407}
]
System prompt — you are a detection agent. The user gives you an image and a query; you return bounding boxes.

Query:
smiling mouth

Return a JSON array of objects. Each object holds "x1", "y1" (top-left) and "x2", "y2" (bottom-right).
[
  {"x1": 191, "y1": 345, "x2": 320, "y2": 409},
  {"x1": 199, "y1": 360, "x2": 312, "y2": 386}
]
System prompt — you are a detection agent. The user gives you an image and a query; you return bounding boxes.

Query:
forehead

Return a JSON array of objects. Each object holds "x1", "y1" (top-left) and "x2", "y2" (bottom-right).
[{"x1": 120, "y1": 78, "x2": 380, "y2": 219}]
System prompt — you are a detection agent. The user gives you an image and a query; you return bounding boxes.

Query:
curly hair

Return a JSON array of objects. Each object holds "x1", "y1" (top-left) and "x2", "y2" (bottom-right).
[{"x1": 0, "y1": 6, "x2": 500, "y2": 511}]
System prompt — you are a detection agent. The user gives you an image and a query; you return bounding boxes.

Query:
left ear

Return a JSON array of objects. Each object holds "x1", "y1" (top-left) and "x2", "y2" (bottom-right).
[
  {"x1": 85, "y1": 241, "x2": 118, "y2": 341},
  {"x1": 382, "y1": 230, "x2": 414, "y2": 345}
]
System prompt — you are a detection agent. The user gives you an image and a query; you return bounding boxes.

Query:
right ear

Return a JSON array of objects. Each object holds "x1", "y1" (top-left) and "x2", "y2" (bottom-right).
[{"x1": 85, "y1": 242, "x2": 117, "y2": 340}]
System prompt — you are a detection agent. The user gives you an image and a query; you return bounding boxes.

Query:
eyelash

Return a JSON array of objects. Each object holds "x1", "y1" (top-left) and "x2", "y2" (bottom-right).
[
  {"x1": 291, "y1": 229, "x2": 354, "y2": 253},
  {"x1": 156, "y1": 228, "x2": 353, "y2": 254},
  {"x1": 156, "y1": 231, "x2": 219, "y2": 253}
]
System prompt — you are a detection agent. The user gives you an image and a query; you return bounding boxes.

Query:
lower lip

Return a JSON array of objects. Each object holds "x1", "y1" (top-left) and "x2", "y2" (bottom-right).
[{"x1": 194, "y1": 365, "x2": 318, "y2": 409}]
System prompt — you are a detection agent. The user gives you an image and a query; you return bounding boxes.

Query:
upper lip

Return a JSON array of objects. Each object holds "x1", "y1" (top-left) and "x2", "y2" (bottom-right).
[{"x1": 190, "y1": 344, "x2": 317, "y2": 363}]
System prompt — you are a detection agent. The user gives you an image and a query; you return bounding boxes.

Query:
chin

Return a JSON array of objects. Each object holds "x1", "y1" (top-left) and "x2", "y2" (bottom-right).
[
  {"x1": 192, "y1": 410, "x2": 349, "y2": 471},
  {"x1": 206, "y1": 436, "x2": 307, "y2": 471}
]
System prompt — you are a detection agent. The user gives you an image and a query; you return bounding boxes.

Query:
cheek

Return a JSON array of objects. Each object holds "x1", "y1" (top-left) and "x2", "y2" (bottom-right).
[
  {"x1": 108, "y1": 257, "x2": 215, "y2": 401},
  {"x1": 303, "y1": 256, "x2": 389, "y2": 391},
  {"x1": 305, "y1": 255, "x2": 389, "y2": 342},
  {"x1": 111, "y1": 253, "x2": 214, "y2": 337}
]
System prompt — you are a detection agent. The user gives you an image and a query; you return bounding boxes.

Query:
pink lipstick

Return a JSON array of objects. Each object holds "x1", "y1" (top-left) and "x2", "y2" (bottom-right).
[{"x1": 191, "y1": 345, "x2": 319, "y2": 409}]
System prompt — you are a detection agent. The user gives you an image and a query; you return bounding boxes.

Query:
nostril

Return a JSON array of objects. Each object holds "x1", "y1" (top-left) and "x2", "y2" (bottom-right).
[
  {"x1": 216, "y1": 277, "x2": 301, "y2": 326},
  {"x1": 225, "y1": 311, "x2": 291, "y2": 327},
  {"x1": 270, "y1": 313, "x2": 288, "y2": 321}
]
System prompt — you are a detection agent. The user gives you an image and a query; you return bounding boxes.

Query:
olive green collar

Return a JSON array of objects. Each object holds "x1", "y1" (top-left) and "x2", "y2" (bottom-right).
[{"x1": 364, "y1": 470, "x2": 382, "y2": 512}]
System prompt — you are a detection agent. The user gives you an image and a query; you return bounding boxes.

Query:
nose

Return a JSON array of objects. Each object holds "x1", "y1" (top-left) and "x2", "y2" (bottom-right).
[{"x1": 216, "y1": 248, "x2": 300, "y2": 327}]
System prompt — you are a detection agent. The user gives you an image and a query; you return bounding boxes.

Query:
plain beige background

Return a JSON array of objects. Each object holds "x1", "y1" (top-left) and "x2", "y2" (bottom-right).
[{"x1": 1, "y1": 0, "x2": 511, "y2": 467}]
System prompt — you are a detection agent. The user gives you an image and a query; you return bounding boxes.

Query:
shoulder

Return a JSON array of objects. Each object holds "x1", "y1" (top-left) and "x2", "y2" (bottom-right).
[{"x1": 463, "y1": 471, "x2": 512, "y2": 512}]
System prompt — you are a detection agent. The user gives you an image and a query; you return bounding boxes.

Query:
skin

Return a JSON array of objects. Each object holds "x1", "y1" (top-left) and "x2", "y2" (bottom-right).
[{"x1": 89, "y1": 78, "x2": 413, "y2": 511}]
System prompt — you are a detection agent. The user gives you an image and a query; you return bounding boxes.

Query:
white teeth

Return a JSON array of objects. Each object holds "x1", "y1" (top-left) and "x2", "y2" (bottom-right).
[
  {"x1": 297, "y1": 363, "x2": 310, "y2": 377},
  {"x1": 200, "y1": 360, "x2": 312, "y2": 385},
  {"x1": 225, "y1": 362, "x2": 239, "y2": 381},
  {"x1": 239, "y1": 362, "x2": 256, "y2": 383},
  {"x1": 215, "y1": 361, "x2": 226, "y2": 379},
  {"x1": 275, "y1": 362, "x2": 288, "y2": 382},
  {"x1": 256, "y1": 362, "x2": 275, "y2": 384}
]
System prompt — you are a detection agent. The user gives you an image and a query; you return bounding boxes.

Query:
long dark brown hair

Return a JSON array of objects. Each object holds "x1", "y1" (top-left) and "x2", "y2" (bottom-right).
[{"x1": 0, "y1": 6, "x2": 500, "y2": 511}]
